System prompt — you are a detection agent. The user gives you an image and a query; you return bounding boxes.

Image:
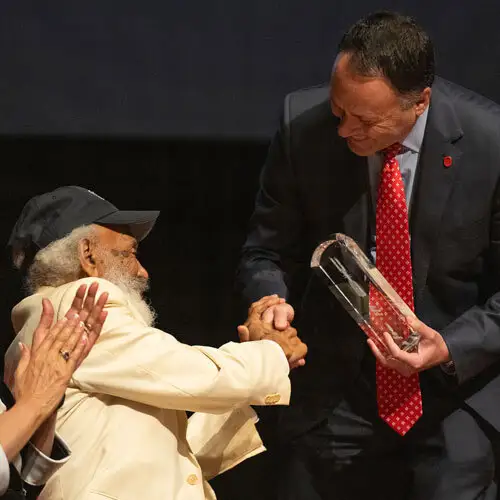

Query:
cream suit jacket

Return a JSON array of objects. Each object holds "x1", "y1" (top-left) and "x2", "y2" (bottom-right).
[{"x1": 5, "y1": 277, "x2": 291, "y2": 500}]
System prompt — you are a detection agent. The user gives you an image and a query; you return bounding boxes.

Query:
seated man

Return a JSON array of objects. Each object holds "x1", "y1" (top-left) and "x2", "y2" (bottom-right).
[{"x1": 5, "y1": 186, "x2": 307, "y2": 500}]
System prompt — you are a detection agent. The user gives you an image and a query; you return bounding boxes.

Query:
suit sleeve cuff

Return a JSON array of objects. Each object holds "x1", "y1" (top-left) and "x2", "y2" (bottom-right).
[
  {"x1": 21, "y1": 434, "x2": 70, "y2": 486},
  {"x1": 259, "y1": 339, "x2": 290, "y2": 376},
  {"x1": 243, "y1": 270, "x2": 289, "y2": 304}
]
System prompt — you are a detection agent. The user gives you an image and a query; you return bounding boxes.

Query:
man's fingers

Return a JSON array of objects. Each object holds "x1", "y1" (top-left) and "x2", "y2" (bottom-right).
[
  {"x1": 368, "y1": 338, "x2": 416, "y2": 377},
  {"x1": 382, "y1": 332, "x2": 404, "y2": 359},
  {"x1": 249, "y1": 295, "x2": 279, "y2": 315},
  {"x1": 261, "y1": 307, "x2": 275, "y2": 325},
  {"x1": 248, "y1": 295, "x2": 282, "y2": 316},
  {"x1": 282, "y1": 327, "x2": 298, "y2": 339},
  {"x1": 290, "y1": 358, "x2": 306, "y2": 369},
  {"x1": 288, "y1": 341, "x2": 308, "y2": 364},
  {"x1": 237, "y1": 325, "x2": 250, "y2": 342},
  {"x1": 407, "y1": 316, "x2": 435, "y2": 340},
  {"x1": 382, "y1": 332, "x2": 422, "y2": 368}
]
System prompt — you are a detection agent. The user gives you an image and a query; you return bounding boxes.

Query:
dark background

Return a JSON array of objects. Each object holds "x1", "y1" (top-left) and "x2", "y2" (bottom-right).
[
  {"x1": 1, "y1": 1, "x2": 500, "y2": 498},
  {"x1": 1, "y1": 0, "x2": 500, "y2": 137}
]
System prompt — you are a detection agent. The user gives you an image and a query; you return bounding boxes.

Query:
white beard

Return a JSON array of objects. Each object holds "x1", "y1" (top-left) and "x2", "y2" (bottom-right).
[
  {"x1": 124, "y1": 285, "x2": 156, "y2": 327},
  {"x1": 102, "y1": 269, "x2": 157, "y2": 327}
]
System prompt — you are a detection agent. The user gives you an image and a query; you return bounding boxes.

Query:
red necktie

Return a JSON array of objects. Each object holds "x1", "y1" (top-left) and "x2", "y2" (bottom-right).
[{"x1": 371, "y1": 143, "x2": 422, "y2": 436}]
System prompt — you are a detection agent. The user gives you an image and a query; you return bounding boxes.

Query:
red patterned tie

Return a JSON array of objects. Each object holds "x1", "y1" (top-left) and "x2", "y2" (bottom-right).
[{"x1": 371, "y1": 143, "x2": 422, "y2": 436}]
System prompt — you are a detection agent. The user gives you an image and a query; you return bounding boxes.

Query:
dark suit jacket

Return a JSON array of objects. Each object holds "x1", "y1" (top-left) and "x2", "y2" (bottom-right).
[{"x1": 238, "y1": 76, "x2": 500, "y2": 438}]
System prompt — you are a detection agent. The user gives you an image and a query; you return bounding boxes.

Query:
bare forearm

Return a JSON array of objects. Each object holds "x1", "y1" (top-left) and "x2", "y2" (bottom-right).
[
  {"x1": 30, "y1": 413, "x2": 56, "y2": 457},
  {"x1": 0, "y1": 399, "x2": 45, "y2": 462}
]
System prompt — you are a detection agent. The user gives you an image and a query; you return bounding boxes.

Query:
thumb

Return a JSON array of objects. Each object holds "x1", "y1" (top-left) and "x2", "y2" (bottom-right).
[
  {"x1": 261, "y1": 307, "x2": 275, "y2": 324},
  {"x1": 290, "y1": 358, "x2": 306, "y2": 370},
  {"x1": 274, "y1": 308, "x2": 290, "y2": 330},
  {"x1": 407, "y1": 316, "x2": 433, "y2": 339}
]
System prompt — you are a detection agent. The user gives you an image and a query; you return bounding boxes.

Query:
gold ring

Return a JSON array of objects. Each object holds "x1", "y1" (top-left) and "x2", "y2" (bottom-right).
[{"x1": 59, "y1": 349, "x2": 70, "y2": 362}]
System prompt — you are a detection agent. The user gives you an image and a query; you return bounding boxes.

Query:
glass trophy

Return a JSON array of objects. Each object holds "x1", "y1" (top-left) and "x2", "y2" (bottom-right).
[{"x1": 310, "y1": 233, "x2": 420, "y2": 353}]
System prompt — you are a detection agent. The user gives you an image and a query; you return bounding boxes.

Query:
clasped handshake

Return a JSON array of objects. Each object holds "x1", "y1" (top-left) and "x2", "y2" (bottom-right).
[{"x1": 237, "y1": 296, "x2": 308, "y2": 369}]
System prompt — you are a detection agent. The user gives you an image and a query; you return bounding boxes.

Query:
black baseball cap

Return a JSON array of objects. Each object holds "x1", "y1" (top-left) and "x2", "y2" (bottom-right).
[{"x1": 8, "y1": 186, "x2": 160, "y2": 256}]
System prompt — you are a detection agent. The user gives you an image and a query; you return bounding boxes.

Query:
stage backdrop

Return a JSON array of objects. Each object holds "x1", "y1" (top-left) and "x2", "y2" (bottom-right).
[{"x1": 0, "y1": 0, "x2": 499, "y2": 138}]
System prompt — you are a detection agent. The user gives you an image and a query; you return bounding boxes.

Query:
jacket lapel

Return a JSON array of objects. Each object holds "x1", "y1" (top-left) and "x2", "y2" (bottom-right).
[
  {"x1": 411, "y1": 82, "x2": 464, "y2": 307},
  {"x1": 341, "y1": 176, "x2": 370, "y2": 254},
  {"x1": 341, "y1": 153, "x2": 370, "y2": 254}
]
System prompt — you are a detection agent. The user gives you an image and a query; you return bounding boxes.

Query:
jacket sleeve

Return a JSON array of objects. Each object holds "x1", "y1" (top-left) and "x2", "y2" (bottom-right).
[
  {"x1": 61, "y1": 279, "x2": 291, "y2": 413},
  {"x1": 442, "y1": 179, "x2": 500, "y2": 383},
  {"x1": 186, "y1": 406, "x2": 265, "y2": 480},
  {"x1": 237, "y1": 95, "x2": 306, "y2": 305}
]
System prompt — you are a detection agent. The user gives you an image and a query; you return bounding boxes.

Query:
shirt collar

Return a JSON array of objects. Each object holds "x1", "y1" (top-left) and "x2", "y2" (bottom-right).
[{"x1": 402, "y1": 105, "x2": 429, "y2": 153}]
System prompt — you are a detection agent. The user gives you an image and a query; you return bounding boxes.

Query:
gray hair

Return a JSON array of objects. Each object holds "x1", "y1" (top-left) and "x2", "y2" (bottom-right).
[{"x1": 14, "y1": 225, "x2": 97, "y2": 293}]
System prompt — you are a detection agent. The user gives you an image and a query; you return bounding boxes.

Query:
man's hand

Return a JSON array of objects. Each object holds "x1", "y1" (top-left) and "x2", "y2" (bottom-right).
[
  {"x1": 367, "y1": 316, "x2": 450, "y2": 377},
  {"x1": 264, "y1": 328, "x2": 308, "y2": 369},
  {"x1": 262, "y1": 302, "x2": 295, "y2": 330},
  {"x1": 237, "y1": 295, "x2": 307, "y2": 369},
  {"x1": 238, "y1": 295, "x2": 286, "y2": 341}
]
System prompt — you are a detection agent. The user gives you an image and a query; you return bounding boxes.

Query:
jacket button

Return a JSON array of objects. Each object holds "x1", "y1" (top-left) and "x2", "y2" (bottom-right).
[
  {"x1": 264, "y1": 393, "x2": 281, "y2": 405},
  {"x1": 187, "y1": 474, "x2": 199, "y2": 485}
]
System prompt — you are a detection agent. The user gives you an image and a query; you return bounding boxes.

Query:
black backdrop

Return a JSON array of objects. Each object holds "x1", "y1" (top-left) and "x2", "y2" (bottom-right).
[
  {"x1": 1, "y1": 2, "x2": 500, "y2": 499},
  {"x1": 1, "y1": 0, "x2": 500, "y2": 137}
]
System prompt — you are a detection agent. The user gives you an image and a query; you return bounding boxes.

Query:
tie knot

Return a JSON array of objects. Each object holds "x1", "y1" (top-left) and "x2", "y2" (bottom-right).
[{"x1": 383, "y1": 143, "x2": 402, "y2": 161}]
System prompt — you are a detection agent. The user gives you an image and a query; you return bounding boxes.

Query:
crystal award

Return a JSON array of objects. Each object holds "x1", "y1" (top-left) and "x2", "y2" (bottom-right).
[{"x1": 310, "y1": 233, "x2": 420, "y2": 353}]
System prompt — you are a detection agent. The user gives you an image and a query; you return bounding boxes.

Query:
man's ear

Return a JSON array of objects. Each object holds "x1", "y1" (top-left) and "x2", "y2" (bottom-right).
[
  {"x1": 78, "y1": 238, "x2": 99, "y2": 277},
  {"x1": 415, "y1": 87, "x2": 431, "y2": 117}
]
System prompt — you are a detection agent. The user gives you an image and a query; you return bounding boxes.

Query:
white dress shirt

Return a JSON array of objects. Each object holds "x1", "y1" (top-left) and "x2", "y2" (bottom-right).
[{"x1": 368, "y1": 106, "x2": 430, "y2": 261}]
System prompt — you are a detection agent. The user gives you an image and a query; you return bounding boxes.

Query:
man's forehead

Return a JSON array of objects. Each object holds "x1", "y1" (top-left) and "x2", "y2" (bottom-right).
[
  {"x1": 331, "y1": 76, "x2": 397, "y2": 117},
  {"x1": 96, "y1": 224, "x2": 138, "y2": 247}
]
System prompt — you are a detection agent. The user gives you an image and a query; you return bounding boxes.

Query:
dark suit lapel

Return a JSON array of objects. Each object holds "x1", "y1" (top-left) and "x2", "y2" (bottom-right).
[
  {"x1": 340, "y1": 152, "x2": 370, "y2": 254},
  {"x1": 315, "y1": 109, "x2": 370, "y2": 253},
  {"x1": 411, "y1": 83, "x2": 464, "y2": 307}
]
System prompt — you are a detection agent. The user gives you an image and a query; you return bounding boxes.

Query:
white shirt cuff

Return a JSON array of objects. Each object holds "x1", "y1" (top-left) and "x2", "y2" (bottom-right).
[
  {"x1": 241, "y1": 405, "x2": 259, "y2": 424},
  {"x1": 21, "y1": 434, "x2": 71, "y2": 486},
  {"x1": 0, "y1": 444, "x2": 10, "y2": 495}
]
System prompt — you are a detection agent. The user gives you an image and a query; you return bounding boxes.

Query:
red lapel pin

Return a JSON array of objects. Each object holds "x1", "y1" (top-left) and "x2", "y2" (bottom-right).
[{"x1": 443, "y1": 155, "x2": 453, "y2": 168}]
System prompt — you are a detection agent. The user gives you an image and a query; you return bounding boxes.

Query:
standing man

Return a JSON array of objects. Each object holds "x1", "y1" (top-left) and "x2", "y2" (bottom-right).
[{"x1": 238, "y1": 11, "x2": 500, "y2": 500}]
